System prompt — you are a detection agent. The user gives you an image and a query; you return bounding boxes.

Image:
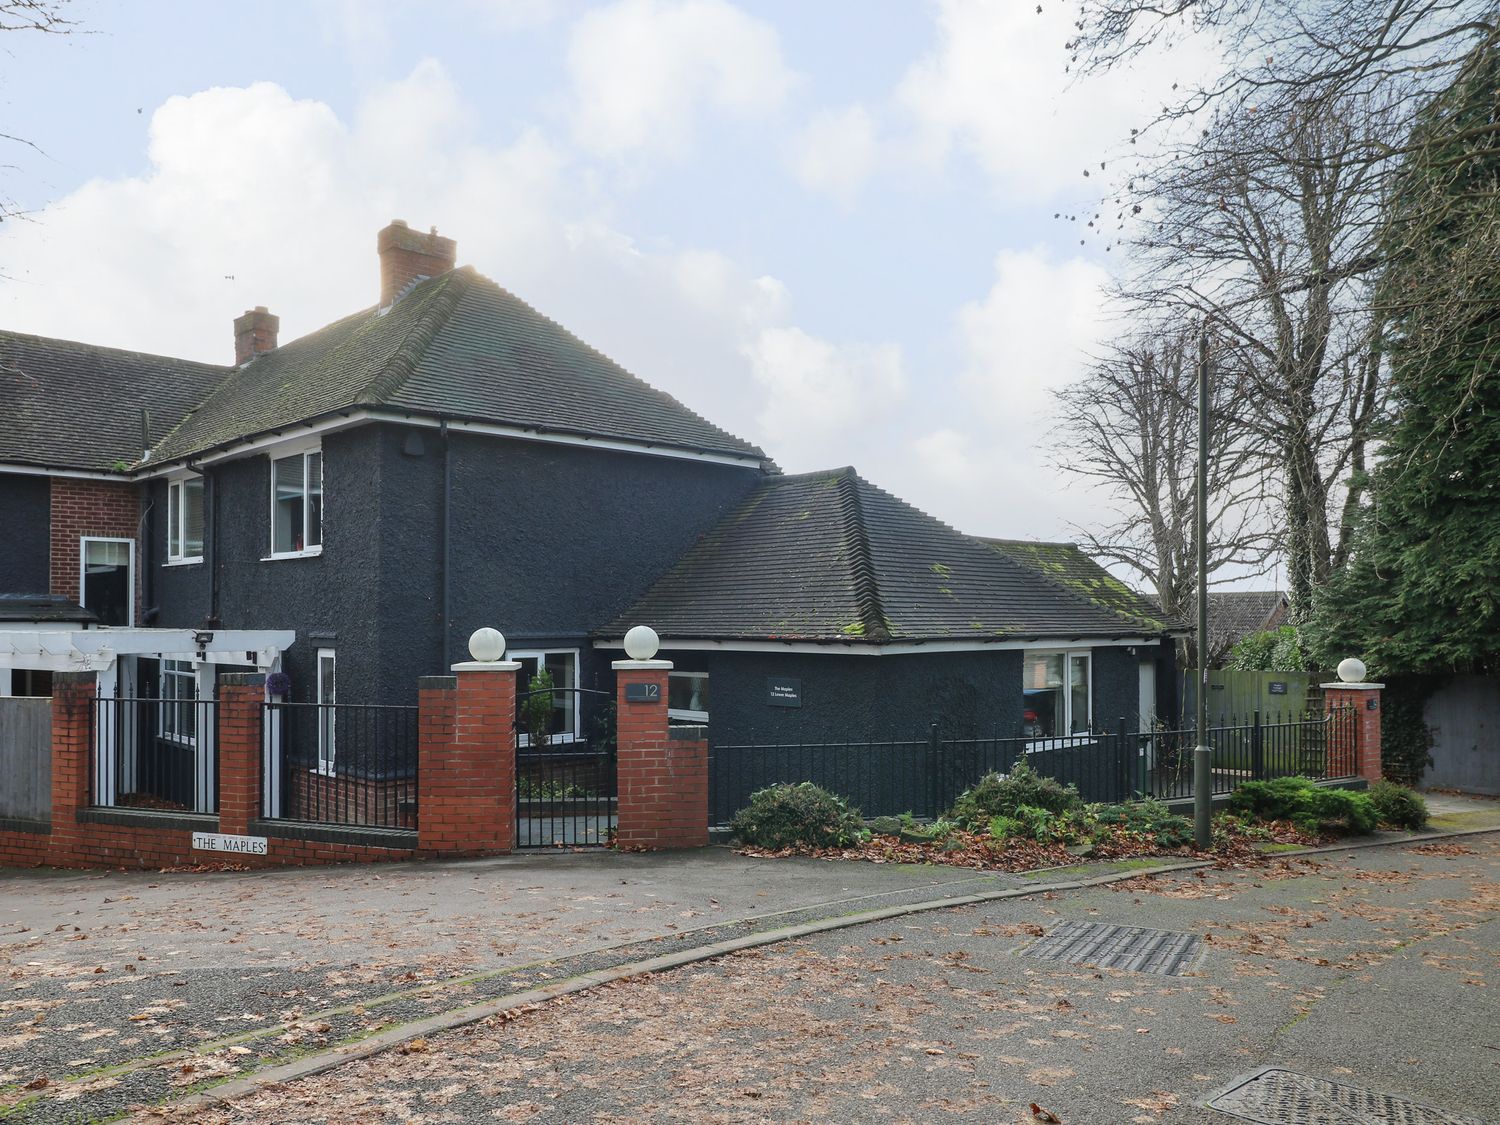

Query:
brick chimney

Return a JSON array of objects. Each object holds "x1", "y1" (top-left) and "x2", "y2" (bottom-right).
[
  {"x1": 377, "y1": 220, "x2": 457, "y2": 307},
  {"x1": 233, "y1": 306, "x2": 279, "y2": 365}
]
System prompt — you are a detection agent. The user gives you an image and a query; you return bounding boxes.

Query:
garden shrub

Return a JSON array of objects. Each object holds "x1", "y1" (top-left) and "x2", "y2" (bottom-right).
[
  {"x1": 1367, "y1": 780, "x2": 1429, "y2": 830},
  {"x1": 1092, "y1": 799, "x2": 1193, "y2": 848},
  {"x1": 948, "y1": 760, "x2": 1081, "y2": 828},
  {"x1": 731, "y1": 783, "x2": 866, "y2": 849},
  {"x1": 1229, "y1": 776, "x2": 1377, "y2": 836}
]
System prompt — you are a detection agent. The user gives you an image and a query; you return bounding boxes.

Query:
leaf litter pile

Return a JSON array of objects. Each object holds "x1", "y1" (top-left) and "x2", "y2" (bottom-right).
[{"x1": 737, "y1": 819, "x2": 1322, "y2": 872}]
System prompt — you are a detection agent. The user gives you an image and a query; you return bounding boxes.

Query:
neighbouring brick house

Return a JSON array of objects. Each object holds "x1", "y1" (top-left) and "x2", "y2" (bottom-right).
[{"x1": 0, "y1": 220, "x2": 1185, "y2": 763}]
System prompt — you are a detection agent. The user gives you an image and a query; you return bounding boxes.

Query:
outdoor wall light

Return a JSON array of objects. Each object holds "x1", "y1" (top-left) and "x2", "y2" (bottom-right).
[
  {"x1": 468, "y1": 627, "x2": 507, "y2": 662},
  {"x1": 1336, "y1": 657, "x2": 1368, "y2": 683},
  {"x1": 624, "y1": 625, "x2": 660, "y2": 661}
]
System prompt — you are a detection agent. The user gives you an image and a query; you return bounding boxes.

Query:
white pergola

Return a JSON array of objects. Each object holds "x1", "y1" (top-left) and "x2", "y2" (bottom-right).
[{"x1": 0, "y1": 626, "x2": 295, "y2": 813}]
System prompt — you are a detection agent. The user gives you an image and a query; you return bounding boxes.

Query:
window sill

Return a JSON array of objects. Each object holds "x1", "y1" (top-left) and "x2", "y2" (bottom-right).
[
  {"x1": 263, "y1": 547, "x2": 323, "y2": 561},
  {"x1": 669, "y1": 710, "x2": 709, "y2": 723},
  {"x1": 163, "y1": 557, "x2": 204, "y2": 568},
  {"x1": 518, "y1": 733, "x2": 581, "y2": 748}
]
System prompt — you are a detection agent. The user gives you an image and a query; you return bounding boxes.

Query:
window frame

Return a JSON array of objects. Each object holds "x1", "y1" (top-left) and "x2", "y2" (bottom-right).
[
  {"x1": 315, "y1": 648, "x2": 336, "y2": 774},
  {"x1": 512, "y1": 649, "x2": 582, "y2": 746},
  {"x1": 1022, "y1": 648, "x2": 1093, "y2": 741},
  {"x1": 159, "y1": 659, "x2": 198, "y2": 747},
  {"x1": 165, "y1": 474, "x2": 205, "y2": 564},
  {"x1": 79, "y1": 536, "x2": 135, "y2": 627},
  {"x1": 667, "y1": 670, "x2": 709, "y2": 723},
  {"x1": 267, "y1": 444, "x2": 324, "y2": 560}
]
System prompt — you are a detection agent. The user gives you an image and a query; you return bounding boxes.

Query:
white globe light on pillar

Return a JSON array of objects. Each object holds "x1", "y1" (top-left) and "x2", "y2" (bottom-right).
[
  {"x1": 623, "y1": 625, "x2": 660, "y2": 662},
  {"x1": 1336, "y1": 657, "x2": 1367, "y2": 684},
  {"x1": 468, "y1": 627, "x2": 507, "y2": 663}
]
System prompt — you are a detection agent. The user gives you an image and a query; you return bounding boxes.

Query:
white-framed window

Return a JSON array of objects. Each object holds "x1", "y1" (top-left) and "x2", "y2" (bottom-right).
[
  {"x1": 270, "y1": 447, "x2": 323, "y2": 557},
  {"x1": 316, "y1": 648, "x2": 336, "y2": 772},
  {"x1": 1022, "y1": 650, "x2": 1092, "y2": 738},
  {"x1": 512, "y1": 650, "x2": 580, "y2": 745},
  {"x1": 80, "y1": 537, "x2": 134, "y2": 627},
  {"x1": 166, "y1": 475, "x2": 205, "y2": 563},
  {"x1": 668, "y1": 671, "x2": 709, "y2": 723},
  {"x1": 160, "y1": 659, "x2": 198, "y2": 746}
]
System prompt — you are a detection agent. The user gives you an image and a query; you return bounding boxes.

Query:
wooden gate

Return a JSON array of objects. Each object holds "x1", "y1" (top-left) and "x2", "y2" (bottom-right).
[{"x1": 0, "y1": 697, "x2": 51, "y2": 822}]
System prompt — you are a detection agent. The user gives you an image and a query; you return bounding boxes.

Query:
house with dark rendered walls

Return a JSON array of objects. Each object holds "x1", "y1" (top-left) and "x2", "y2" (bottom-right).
[{"x1": 0, "y1": 220, "x2": 1183, "y2": 747}]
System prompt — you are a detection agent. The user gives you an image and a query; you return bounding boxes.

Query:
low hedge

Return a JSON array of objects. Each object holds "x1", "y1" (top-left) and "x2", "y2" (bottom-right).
[
  {"x1": 1228, "y1": 777, "x2": 1377, "y2": 836},
  {"x1": 730, "y1": 782, "x2": 866, "y2": 849}
]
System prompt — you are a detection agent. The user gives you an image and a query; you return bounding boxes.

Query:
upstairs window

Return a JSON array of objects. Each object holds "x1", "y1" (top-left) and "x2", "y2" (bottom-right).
[
  {"x1": 166, "y1": 476, "x2": 205, "y2": 562},
  {"x1": 271, "y1": 449, "x2": 323, "y2": 556}
]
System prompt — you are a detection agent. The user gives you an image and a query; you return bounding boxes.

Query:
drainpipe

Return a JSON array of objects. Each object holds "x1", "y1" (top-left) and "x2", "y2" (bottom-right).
[
  {"x1": 439, "y1": 420, "x2": 451, "y2": 669},
  {"x1": 207, "y1": 466, "x2": 221, "y2": 628}
]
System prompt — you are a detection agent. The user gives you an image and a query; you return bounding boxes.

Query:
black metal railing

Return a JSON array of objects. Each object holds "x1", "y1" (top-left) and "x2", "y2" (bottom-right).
[
  {"x1": 90, "y1": 692, "x2": 219, "y2": 814},
  {"x1": 515, "y1": 687, "x2": 616, "y2": 847},
  {"x1": 263, "y1": 702, "x2": 418, "y2": 830},
  {"x1": 708, "y1": 708, "x2": 1360, "y2": 827}
]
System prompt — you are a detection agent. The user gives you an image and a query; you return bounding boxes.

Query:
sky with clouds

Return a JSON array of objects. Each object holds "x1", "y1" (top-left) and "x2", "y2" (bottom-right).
[{"x1": 0, "y1": 0, "x2": 1217, "y2": 552}]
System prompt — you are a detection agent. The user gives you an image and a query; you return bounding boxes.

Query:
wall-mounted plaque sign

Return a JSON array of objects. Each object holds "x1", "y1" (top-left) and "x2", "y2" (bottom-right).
[{"x1": 767, "y1": 677, "x2": 802, "y2": 707}]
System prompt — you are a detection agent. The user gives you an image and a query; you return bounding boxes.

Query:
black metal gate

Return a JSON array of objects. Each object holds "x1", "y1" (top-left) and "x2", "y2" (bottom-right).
[{"x1": 515, "y1": 686, "x2": 616, "y2": 847}]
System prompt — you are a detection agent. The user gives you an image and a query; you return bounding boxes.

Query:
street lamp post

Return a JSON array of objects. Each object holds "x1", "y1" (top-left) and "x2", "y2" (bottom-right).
[{"x1": 1194, "y1": 332, "x2": 1212, "y2": 849}]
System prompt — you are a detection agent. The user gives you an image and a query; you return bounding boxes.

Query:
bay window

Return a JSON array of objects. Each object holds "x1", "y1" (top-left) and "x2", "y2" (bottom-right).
[
  {"x1": 271, "y1": 448, "x2": 323, "y2": 556},
  {"x1": 1022, "y1": 651, "x2": 1091, "y2": 738},
  {"x1": 166, "y1": 476, "x2": 205, "y2": 562}
]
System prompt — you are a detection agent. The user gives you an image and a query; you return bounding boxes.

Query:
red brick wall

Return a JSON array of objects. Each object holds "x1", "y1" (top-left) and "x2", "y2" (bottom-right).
[
  {"x1": 614, "y1": 666, "x2": 709, "y2": 850},
  {"x1": 0, "y1": 670, "x2": 511, "y2": 871},
  {"x1": 48, "y1": 478, "x2": 140, "y2": 619}
]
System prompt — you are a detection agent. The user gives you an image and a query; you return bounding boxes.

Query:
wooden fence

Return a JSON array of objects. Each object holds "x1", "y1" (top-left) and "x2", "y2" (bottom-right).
[{"x1": 0, "y1": 697, "x2": 51, "y2": 822}]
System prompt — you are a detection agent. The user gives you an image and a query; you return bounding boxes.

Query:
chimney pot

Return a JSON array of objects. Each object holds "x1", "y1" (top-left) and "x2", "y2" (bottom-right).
[
  {"x1": 233, "y1": 306, "x2": 279, "y2": 365},
  {"x1": 377, "y1": 219, "x2": 457, "y2": 307}
]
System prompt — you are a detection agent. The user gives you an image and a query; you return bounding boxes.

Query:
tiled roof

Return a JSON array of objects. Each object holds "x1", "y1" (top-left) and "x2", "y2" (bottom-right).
[
  {"x1": 599, "y1": 468, "x2": 1178, "y2": 644},
  {"x1": 0, "y1": 331, "x2": 228, "y2": 472},
  {"x1": 1208, "y1": 590, "x2": 1289, "y2": 661},
  {"x1": 981, "y1": 539, "x2": 1173, "y2": 633},
  {"x1": 144, "y1": 268, "x2": 763, "y2": 466}
]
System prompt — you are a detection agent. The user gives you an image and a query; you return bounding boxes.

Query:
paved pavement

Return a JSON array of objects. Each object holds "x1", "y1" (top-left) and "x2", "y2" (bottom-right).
[{"x1": 144, "y1": 834, "x2": 1500, "y2": 1124}]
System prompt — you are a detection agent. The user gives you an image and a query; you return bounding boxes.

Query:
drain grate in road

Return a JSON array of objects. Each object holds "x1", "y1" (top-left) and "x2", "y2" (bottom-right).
[
  {"x1": 1205, "y1": 1067, "x2": 1485, "y2": 1124},
  {"x1": 1015, "y1": 919, "x2": 1201, "y2": 975}
]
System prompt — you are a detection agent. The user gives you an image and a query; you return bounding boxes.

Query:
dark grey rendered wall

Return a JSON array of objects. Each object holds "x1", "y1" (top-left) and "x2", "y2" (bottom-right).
[
  {"x1": 153, "y1": 426, "x2": 385, "y2": 704},
  {"x1": 374, "y1": 426, "x2": 762, "y2": 709},
  {"x1": 0, "y1": 473, "x2": 51, "y2": 594},
  {"x1": 156, "y1": 424, "x2": 762, "y2": 708},
  {"x1": 660, "y1": 649, "x2": 1024, "y2": 745}
]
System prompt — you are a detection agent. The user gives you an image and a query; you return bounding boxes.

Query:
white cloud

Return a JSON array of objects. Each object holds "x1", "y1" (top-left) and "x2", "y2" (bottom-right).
[
  {"x1": 743, "y1": 327, "x2": 906, "y2": 468},
  {"x1": 894, "y1": 0, "x2": 1217, "y2": 199},
  {"x1": 786, "y1": 103, "x2": 879, "y2": 203},
  {"x1": 566, "y1": 0, "x2": 797, "y2": 159},
  {"x1": 887, "y1": 248, "x2": 1120, "y2": 539}
]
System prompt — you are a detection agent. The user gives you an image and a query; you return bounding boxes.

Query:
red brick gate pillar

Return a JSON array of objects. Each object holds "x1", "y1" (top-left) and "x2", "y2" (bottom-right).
[
  {"x1": 47, "y1": 672, "x2": 96, "y2": 864},
  {"x1": 417, "y1": 630, "x2": 518, "y2": 855},
  {"x1": 613, "y1": 630, "x2": 708, "y2": 850},
  {"x1": 1322, "y1": 659, "x2": 1384, "y2": 784},
  {"x1": 216, "y1": 673, "x2": 266, "y2": 837}
]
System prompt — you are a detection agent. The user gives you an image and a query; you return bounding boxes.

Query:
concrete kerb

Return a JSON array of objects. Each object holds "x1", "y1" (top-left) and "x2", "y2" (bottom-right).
[{"x1": 118, "y1": 822, "x2": 1500, "y2": 1120}]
